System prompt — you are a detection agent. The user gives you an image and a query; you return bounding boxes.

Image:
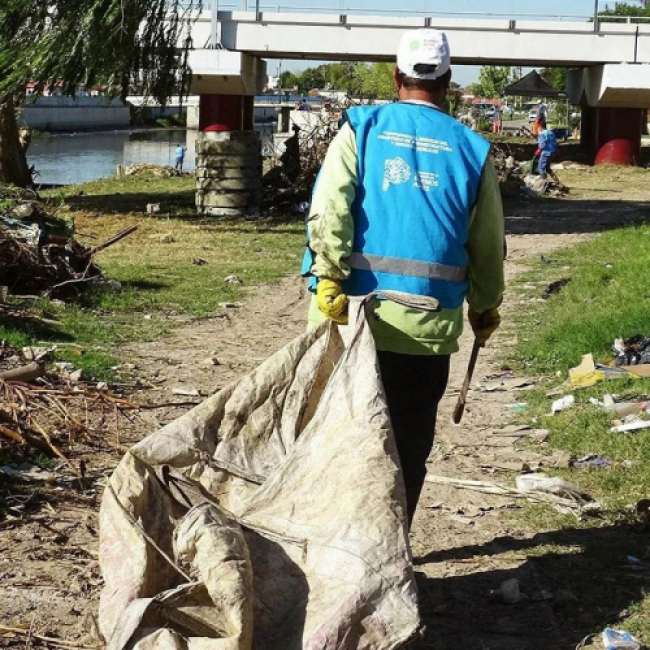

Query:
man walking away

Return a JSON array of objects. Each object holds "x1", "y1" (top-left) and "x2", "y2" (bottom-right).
[
  {"x1": 174, "y1": 144, "x2": 187, "y2": 172},
  {"x1": 535, "y1": 116, "x2": 559, "y2": 183},
  {"x1": 302, "y1": 28, "x2": 505, "y2": 527}
]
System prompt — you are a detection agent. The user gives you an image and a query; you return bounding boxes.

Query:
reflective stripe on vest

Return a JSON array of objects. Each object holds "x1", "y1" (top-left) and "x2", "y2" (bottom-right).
[{"x1": 347, "y1": 252, "x2": 467, "y2": 283}]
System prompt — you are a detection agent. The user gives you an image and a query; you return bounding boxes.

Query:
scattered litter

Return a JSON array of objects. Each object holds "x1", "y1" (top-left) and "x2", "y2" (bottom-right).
[
  {"x1": 515, "y1": 473, "x2": 587, "y2": 500},
  {"x1": 218, "y1": 302, "x2": 245, "y2": 309},
  {"x1": 540, "y1": 255, "x2": 557, "y2": 265},
  {"x1": 493, "y1": 424, "x2": 532, "y2": 437},
  {"x1": 602, "y1": 394, "x2": 650, "y2": 418},
  {"x1": 531, "y1": 429, "x2": 550, "y2": 443},
  {"x1": 490, "y1": 578, "x2": 521, "y2": 605},
  {"x1": 569, "y1": 354, "x2": 607, "y2": 388},
  {"x1": 483, "y1": 370, "x2": 515, "y2": 381},
  {"x1": 508, "y1": 403, "x2": 528, "y2": 412},
  {"x1": 21, "y1": 345, "x2": 55, "y2": 362},
  {"x1": 0, "y1": 462, "x2": 56, "y2": 483},
  {"x1": 552, "y1": 395, "x2": 575, "y2": 414},
  {"x1": 191, "y1": 258, "x2": 207, "y2": 266},
  {"x1": 203, "y1": 356, "x2": 221, "y2": 367},
  {"x1": 224, "y1": 275, "x2": 243, "y2": 285},
  {"x1": 146, "y1": 203, "x2": 161, "y2": 215},
  {"x1": 480, "y1": 377, "x2": 537, "y2": 393},
  {"x1": 425, "y1": 474, "x2": 601, "y2": 518},
  {"x1": 601, "y1": 628, "x2": 642, "y2": 650},
  {"x1": 543, "y1": 278, "x2": 571, "y2": 299},
  {"x1": 573, "y1": 454, "x2": 612, "y2": 470},
  {"x1": 611, "y1": 419, "x2": 650, "y2": 434},
  {"x1": 171, "y1": 387, "x2": 200, "y2": 397},
  {"x1": 613, "y1": 335, "x2": 650, "y2": 367}
]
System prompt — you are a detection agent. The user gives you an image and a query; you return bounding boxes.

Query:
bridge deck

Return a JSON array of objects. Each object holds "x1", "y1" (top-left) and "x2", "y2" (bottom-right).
[{"x1": 189, "y1": 11, "x2": 650, "y2": 67}]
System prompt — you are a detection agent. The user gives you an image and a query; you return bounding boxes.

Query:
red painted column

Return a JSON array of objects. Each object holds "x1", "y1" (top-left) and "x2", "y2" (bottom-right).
[
  {"x1": 582, "y1": 106, "x2": 644, "y2": 166},
  {"x1": 199, "y1": 94, "x2": 255, "y2": 132}
]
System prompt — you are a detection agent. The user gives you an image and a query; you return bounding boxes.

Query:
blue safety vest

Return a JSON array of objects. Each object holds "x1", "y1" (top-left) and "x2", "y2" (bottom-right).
[
  {"x1": 302, "y1": 101, "x2": 490, "y2": 309},
  {"x1": 539, "y1": 129, "x2": 558, "y2": 155}
]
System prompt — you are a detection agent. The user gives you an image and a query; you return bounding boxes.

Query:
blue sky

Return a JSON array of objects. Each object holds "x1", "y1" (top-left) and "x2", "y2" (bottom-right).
[{"x1": 263, "y1": 0, "x2": 625, "y2": 86}]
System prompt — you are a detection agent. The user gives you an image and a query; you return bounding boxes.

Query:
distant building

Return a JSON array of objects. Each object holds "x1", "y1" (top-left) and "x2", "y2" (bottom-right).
[{"x1": 266, "y1": 75, "x2": 280, "y2": 91}]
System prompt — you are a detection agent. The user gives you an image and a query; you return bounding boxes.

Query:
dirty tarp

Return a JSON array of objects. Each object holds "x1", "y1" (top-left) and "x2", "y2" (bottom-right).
[{"x1": 99, "y1": 301, "x2": 419, "y2": 650}]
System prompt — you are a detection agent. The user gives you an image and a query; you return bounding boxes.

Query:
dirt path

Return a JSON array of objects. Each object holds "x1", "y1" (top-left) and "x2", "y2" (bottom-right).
[{"x1": 1, "y1": 189, "x2": 647, "y2": 649}]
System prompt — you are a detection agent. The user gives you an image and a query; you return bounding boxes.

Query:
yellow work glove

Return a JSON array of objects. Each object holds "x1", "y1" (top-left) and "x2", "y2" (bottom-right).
[
  {"x1": 468, "y1": 306, "x2": 501, "y2": 347},
  {"x1": 316, "y1": 279, "x2": 349, "y2": 324}
]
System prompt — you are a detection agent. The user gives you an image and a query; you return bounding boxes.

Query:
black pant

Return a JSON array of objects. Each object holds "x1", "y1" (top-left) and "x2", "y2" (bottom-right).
[{"x1": 377, "y1": 351, "x2": 450, "y2": 526}]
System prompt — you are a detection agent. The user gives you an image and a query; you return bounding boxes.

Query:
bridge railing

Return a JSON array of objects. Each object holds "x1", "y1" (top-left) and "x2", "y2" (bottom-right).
[{"x1": 193, "y1": 0, "x2": 650, "y2": 23}]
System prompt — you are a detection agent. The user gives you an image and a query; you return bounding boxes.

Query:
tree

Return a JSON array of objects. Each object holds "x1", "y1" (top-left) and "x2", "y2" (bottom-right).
[
  {"x1": 540, "y1": 68, "x2": 567, "y2": 93},
  {"x1": 361, "y1": 63, "x2": 397, "y2": 100},
  {"x1": 279, "y1": 71, "x2": 299, "y2": 90},
  {"x1": 297, "y1": 67, "x2": 327, "y2": 94},
  {"x1": 466, "y1": 82, "x2": 486, "y2": 98},
  {"x1": 0, "y1": 0, "x2": 199, "y2": 186},
  {"x1": 477, "y1": 66, "x2": 512, "y2": 97},
  {"x1": 599, "y1": 0, "x2": 650, "y2": 18}
]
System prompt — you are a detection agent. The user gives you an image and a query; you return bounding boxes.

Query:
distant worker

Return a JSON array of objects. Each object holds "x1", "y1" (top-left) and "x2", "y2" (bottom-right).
[
  {"x1": 535, "y1": 116, "x2": 560, "y2": 182},
  {"x1": 280, "y1": 124, "x2": 302, "y2": 182},
  {"x1": 299, "y1": 98, "x2": 310, "y2": 111},
  {"x1": 536, "y1": 99, "x2": 548, "y2": 120},
  {"x1": 508, "y1": 104, "x2": 515, "y2": 120},
  {"x1": 302, "y1": 28, "x2": 505, "y2": 526},
  {"x1": 174, "y1": 144, "x2": 187, "y2": 172}
]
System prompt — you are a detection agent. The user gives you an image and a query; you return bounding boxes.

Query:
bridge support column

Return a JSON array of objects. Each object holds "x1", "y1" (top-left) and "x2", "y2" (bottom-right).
[
  {"x1": 195, "y1": 94, "x2": 261, "y2": 218},
  {"x1": 581, "y1": 106, "x2": 645, "y2": 166}
]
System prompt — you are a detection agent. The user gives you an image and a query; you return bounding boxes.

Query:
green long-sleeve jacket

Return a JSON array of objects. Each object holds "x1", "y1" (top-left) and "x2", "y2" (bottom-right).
[{"x1": 306, "y1": 116, "x2": 505, "y2": 356}]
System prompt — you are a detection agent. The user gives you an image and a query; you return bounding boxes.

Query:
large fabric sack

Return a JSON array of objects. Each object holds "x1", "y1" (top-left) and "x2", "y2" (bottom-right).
[{"x1": 99, "y1": 301, "x2": 419, "y2": 650}]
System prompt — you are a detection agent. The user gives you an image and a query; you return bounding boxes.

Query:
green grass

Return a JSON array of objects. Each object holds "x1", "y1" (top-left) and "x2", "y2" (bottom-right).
[
  {"x1": 514, "y1": 223, "x2": 650, "y2": 374},
  {"x1": 1, "y1": 174, "x2": 304, "y2": 379},
  {"x1": 507, "y1": 213, "x2": 650, "y2": 643}
]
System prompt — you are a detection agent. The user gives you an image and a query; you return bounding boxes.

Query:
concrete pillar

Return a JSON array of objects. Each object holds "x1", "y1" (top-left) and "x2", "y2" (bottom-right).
[
  {"x1": 278, "y1": 106, "x2": 291, "y2": 133},
  {"x1": 581, "y1": 106, "x2": 644, "y2": 165},
  {"x1": 196, "y1": 94, "x2": 261, "y2": 217},
  {"x1": 199, "y1": 94, "x2": 254, "y2": 132}
]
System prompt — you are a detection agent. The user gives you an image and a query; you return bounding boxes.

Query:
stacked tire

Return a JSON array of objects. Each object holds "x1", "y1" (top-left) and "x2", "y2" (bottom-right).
[{"x1": 195, "y1": 131, "x2": 262, "y2": 217}]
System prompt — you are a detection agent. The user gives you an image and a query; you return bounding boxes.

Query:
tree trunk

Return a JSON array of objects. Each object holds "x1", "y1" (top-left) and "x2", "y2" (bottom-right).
[{"x1": 0, "y1": 99, "x2": 32, "y2": 187}]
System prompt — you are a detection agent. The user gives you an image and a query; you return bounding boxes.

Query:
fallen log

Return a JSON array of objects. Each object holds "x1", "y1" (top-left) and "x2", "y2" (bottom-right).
[{"x1": 0, "y1": 362, "x2": 45, "y2": 383}]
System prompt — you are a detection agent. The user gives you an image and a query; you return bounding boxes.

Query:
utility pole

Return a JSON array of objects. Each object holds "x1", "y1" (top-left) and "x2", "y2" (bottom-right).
[{"x1": 593, "y1": 0, "x2": 600, "y2": 32}]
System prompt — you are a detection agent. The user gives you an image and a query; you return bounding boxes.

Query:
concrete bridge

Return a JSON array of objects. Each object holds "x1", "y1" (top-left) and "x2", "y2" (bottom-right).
[{"x1": 185, "y1": 2, "x2": 650, "y2": 190}]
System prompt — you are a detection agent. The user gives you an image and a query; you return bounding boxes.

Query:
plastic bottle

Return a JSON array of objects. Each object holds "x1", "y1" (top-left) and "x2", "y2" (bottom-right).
[{"x1": 603, "y1": 394, "x2": 650, "y2": 418}]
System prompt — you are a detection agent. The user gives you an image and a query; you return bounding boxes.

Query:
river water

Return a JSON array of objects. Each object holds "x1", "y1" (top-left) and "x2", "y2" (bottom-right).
[{"x1": 27, "y1": 126, "x2": 276, "y2": 186}]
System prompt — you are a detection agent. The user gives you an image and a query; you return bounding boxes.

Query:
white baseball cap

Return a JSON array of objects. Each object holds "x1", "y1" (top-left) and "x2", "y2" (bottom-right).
[{"x1": 397, "y1": 29, "x2": 451, "y2": 80}]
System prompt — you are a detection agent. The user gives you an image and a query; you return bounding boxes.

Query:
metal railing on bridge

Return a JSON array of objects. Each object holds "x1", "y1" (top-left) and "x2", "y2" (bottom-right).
[
  {"x1": 193, "y1": 0, "x2": 650, "y2": 24},
  {"x1": 176, "y1": 0, "x2": 650, "y2": 51}
]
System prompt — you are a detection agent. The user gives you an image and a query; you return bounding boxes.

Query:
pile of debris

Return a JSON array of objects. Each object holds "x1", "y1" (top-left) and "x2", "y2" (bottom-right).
[
  {"x1": 0, "y1": 186, "x2": 135, "y2": 299},
  {"x1": 122, "y1": 163, "x2": 183, "y2": 178},
  {"x1": 261, "y1": 106, "x2": 344, "y2": 214},
  {"x1": 260, "y1": 122, "x2": 570, "y2": 214},
  {"x1": 491, "y1": 143, "x2": 569, "y2": 198},
  {"x1": 0, "y1": 342, "x2": 139, "y2": 489}
]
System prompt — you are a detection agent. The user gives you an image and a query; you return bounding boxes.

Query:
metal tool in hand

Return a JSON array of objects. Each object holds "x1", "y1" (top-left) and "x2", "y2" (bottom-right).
[{"x1": 453, "y1": 339, "x2": 481, "y2": 424}]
